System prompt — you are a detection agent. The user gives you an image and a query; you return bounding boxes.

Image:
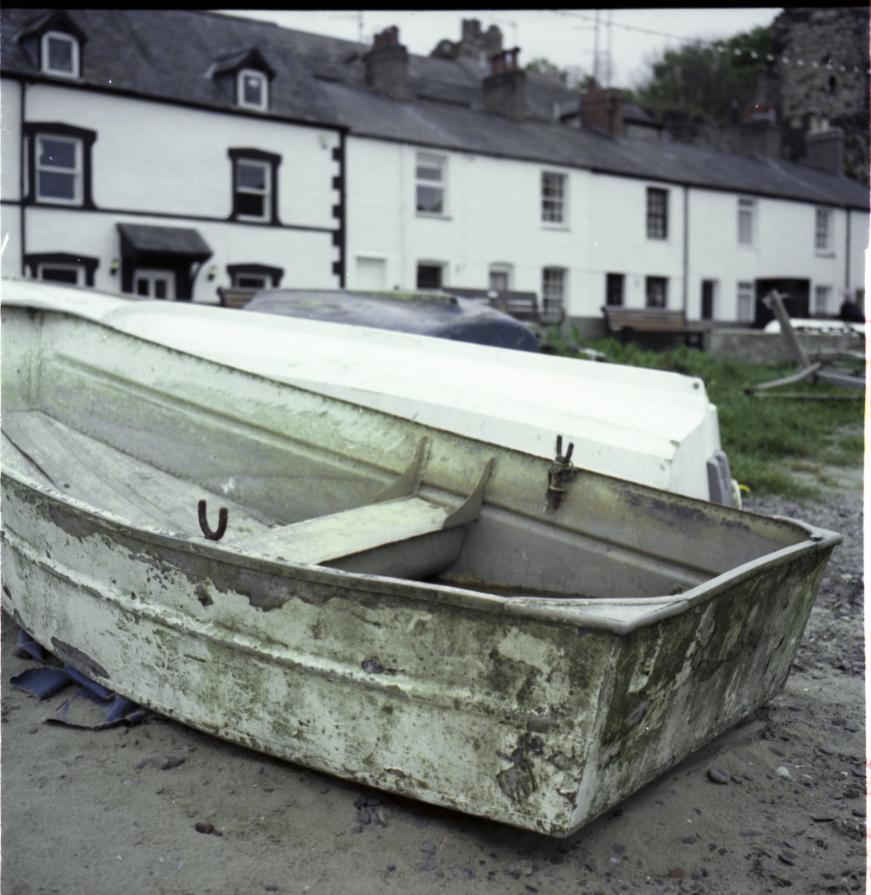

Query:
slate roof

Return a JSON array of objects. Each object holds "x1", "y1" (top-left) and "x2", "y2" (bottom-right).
[{"x1": 2, "y1": 8, "x2": 866, "y2": 210}]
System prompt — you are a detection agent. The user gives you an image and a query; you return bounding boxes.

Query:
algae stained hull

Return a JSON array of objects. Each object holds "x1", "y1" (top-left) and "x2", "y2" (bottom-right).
[{"x1": 0, "y1": 304, "x2": 839, "y2": 836}]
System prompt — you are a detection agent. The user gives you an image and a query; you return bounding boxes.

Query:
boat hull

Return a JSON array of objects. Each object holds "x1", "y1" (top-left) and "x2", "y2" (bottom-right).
[{"x1": 2, "y1": 470, "x2": 834, "y2": 836}]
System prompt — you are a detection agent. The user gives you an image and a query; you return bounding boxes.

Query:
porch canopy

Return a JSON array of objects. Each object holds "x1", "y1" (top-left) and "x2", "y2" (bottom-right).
[{"x1": 117, "y1": 223, "x2": 213, "y2": 263}]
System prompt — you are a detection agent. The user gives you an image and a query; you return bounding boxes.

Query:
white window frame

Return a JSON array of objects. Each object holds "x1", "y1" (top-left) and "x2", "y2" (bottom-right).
[
  {"x1": 36, "y1": 262, "x2": 83, "y2": 285},
  {"x1": 542, "y1": 266, "x2": 567, "y2": 311},
  {"x1": 646, "y1": 187, "x2": 669, "y2": 240},
  {"x1": 235, "y1": 158, "x2": 271, "y2": 223},
  {"x1": 415, "y1": 152, "x2": 447, "y2": 216},
  {"x1": 237, "y1": 68, "x2": 268, "y2": 111},
  {"x1": 813, "y1": 284, "x2": 833, "y2": 316},
  {"x1": 737, "y1": 197, "x2": 757, "y2": 247},
  {"x1": 541, "y1": 171, "x2": 567, "y2": 225},
  {"x1": 814, "y1": 207, "x2": 832, "y2": 253},
  {"x1": 41, "y1": 31, "x2": 79, "y2": 79},
  {"x1": 645, "y1": 276, "x2": 668, "y2": 309},
  {"x1": 737, "y1": 281, "x2": 755, "y2": 321},
  {"x1": 35, "y1": 134, "x2": 83, "y2": 205},
  {"x1": 233, "y1": 272, "x2": 270, "y2": 290},
  {"x1": 488, "y1": 263, "x2": 513, "y2": 292}
]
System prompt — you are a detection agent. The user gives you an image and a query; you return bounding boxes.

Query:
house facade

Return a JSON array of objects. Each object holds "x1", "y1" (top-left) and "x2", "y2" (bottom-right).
[
  {"x1": 1, "y1": 10, "x2": 345, "y2": 301},
  {"x1": 1, "y1": 10, "x2": 867, "y2": 329}
]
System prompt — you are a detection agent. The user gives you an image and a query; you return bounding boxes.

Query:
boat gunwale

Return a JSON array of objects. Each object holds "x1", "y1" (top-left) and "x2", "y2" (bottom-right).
[{"x1": 1, "y1": 466, "x2": 842, "y2": 636}]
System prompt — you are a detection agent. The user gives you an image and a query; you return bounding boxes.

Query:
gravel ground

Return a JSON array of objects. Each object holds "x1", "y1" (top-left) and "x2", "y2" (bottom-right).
[{"x1": 2, "y1": 476, "x2": 865, "y2": 895}]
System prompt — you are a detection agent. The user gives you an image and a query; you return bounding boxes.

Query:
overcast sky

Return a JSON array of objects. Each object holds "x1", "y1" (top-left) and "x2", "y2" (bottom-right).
[{"x1": 222, "y1": 8, "x2": 781, "y2": 88}]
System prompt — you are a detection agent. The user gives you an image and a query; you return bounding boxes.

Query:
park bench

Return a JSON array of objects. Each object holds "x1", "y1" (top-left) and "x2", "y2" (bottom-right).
[{"x1": 602, "y1": 306, "x2": 705, "y2": 346}]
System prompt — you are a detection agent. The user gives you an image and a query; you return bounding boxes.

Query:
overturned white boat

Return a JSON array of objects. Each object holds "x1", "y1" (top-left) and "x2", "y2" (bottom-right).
[
  {"x1": 1, "y1": 301, "x2": 837, "y2": 836},
  {"x1": 2, "y1": 278, "x2": 737, "y2": 505}
]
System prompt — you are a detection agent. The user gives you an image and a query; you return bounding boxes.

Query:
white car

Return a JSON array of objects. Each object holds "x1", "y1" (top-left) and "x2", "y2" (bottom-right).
[{"x1": 2, "y1": 278, "x2": 739, "y2": 505}]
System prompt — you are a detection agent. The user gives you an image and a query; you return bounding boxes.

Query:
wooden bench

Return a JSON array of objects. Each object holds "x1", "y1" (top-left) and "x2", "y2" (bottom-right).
[{"x1": 602, "y1": 307, "x2": 705, "y2": 347}]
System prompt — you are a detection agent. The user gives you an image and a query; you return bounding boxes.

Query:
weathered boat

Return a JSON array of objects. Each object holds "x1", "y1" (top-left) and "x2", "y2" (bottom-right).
[
  {"x1": 2, "y1": 278, "x2": 737, "y2": 505},
  {"x1": 1, "y1": 302, "x2": 839, "y2": 837}
]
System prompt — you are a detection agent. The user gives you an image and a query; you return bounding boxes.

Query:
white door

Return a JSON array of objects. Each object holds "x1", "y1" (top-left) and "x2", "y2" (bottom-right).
[
  {"x1": 356, "y1": 257, "x2": 387, "y2": 291},
  {"x1": 134, "y1": 269, "x2": 176, "y2": 300}
]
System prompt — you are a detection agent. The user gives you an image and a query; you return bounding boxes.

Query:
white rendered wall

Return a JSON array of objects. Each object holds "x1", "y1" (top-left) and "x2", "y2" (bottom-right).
[
  {"x1": 5, "y1": 78, "x2": 341, "y2": 300},
  {"x1": 687, "y1": 189, "x2": 865, "y2": 320},
  {"x1": 346, "y1": 136, "x2": 596, "y2": 316}
]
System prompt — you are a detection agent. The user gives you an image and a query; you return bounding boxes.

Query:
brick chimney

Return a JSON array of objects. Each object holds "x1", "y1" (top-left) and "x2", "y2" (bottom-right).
[
  {"x1": 363, "y1": 26, "x2": 410, "y2": 101},
  {"x1": 580, "y1": 82, "x2": 623, "y2": 137},
  {"x1": 804, "y1": 126, "x2": 844, "y2": 176},
  {"x1": 482, "y1": 48, "x2": 526, "y2": 120}
]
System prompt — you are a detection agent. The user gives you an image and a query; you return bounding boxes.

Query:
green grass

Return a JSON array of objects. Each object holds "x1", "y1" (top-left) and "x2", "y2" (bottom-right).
[{"x1": 547, "y1": 329, "x2": 865, "y2": 498}]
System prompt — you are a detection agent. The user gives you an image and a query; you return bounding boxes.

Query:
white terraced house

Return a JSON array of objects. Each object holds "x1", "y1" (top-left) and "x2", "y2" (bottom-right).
[{"x1": 1, "y1": 10, "x2": 867, "y2": 333}]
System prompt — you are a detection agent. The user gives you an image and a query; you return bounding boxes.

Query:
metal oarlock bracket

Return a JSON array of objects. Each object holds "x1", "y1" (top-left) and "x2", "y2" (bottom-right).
[
  {"x1": 546, "y1": 435, "x2": 577, "y2": 511},
  {"x1": 198, "y1": 500, "x2": 228, "y2": 541}
]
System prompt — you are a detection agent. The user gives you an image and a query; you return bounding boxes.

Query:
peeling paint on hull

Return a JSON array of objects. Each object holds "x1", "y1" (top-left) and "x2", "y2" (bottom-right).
[{"x1": 0, "y1": 305, "x2": 840, "y2": 836}]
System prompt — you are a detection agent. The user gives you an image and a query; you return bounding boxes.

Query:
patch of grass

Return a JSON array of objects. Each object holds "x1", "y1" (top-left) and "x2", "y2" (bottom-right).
[{"x1": 550, "y1": 336, "x2": 865, "y2": 497}]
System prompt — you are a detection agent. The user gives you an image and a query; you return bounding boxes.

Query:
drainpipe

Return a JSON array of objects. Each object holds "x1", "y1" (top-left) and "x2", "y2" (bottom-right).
[
  {"x1": 844, "y1": 207, "x2": 851, "y2": 296},
  {"x1": 19, "y1": 80, "x2": 27, "y2": 276},
  {"x1": 682, "y1": 185, "x2": 689, "y2": 318}
]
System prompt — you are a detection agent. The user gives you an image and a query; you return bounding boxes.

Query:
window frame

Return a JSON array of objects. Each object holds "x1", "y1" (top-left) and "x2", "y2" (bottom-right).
[
  {"x1": 488, "y1": 263, "x2": 513, "y2": 292},
  {"x1": 34, "y1": 133, "x2": 83, "y2": 205},
  {"x1": 737, "y1": 197, "x2": 757, "y2": 247},
  {"x1": 541, "y1": 171, "x2": 567, "y2": 226},
  {"x1": 541, "y1": 266, "x2": 567, "y2": 316},
  {"x1": 646, "y1": 187, "x2": 668, "y2": 240},
  {"x1": 415, "y1": 152, "x2": 447, "y2": 217},
  {"x1": 23, "y1": 123, "x2": 97, "y2": 209},
  {"x1": 736, "y1": 280, "x2": 755, "y2": 322},
  {"x1": 237, "y1": 68, "x2": 268, "y2": 111},
  {"x1": 814, "y1": 207, "x2": 832, "y2": 253},
  {"x1": 228, "y1": 149, "x2": 281, "y2": 225},
  {"x1": 645, "y1": 275, "x2": 668, "y2": 309},
  {"x1": 41, "y1": 30, "x2": 80, "y2": 79},
  {"x1": 36, "y1": 261, "x2": 83, "y2": 285},
  {"x1": 605, "y1": 272, "x2": 624, "y2": 307},
  {"x1": 227, "y1": 264, "x2": 283, "y2": 290}
]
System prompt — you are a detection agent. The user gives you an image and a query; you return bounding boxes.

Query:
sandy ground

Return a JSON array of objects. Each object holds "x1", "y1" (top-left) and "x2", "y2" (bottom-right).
[{"x1": 1, "y1": 477, "x2": 865, "y2": 895}]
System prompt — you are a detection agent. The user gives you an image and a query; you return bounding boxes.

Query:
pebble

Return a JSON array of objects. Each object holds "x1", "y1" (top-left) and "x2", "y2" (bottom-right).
[
  {"x1": 779, "y1": 850, "x2": 797, "y2": 866},
  {"x1": 844, "y1": 722, "x2": 860, "y2": 733},
  {"x1": 776, "y1": 766, "x2": 792, "y2": 779},
  {"x1": 851, "y1": 807, "x2": 865, "y2": 818},
  {"x1": 135, "y1": 755, "x2": 186, "y2": 771},
  {"x1": 707, "y1": 768, "x2": 730, "y2": 785},
  {"x1": 387, "y1": 865, "x2": 396, "y2": 872},
  {"x1": 194, "y1": 821, "x2": 217, "y2": 835}
]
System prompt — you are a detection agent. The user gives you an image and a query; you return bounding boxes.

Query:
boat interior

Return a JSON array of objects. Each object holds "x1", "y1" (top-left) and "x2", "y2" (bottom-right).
[{"x1": 2, "y1": 307, "x2": 810, "y2": 602}]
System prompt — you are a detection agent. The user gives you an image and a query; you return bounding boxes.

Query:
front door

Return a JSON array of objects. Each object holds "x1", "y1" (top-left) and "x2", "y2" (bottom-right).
[
  {"x1": 134, "y1": 268, "x2": 176, "y2": 300},
  {"x1": 701, "y1": 279, "x2": 716, "y2": 320}
]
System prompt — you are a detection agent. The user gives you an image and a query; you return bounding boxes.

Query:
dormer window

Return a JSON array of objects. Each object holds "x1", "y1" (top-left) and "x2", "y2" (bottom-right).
[
  {"x1": 42, "y1": 30, "x2": 79, "y2": 78},
  {"x1": 238, "y1": 68, "x2": 267, "y2": 111}
]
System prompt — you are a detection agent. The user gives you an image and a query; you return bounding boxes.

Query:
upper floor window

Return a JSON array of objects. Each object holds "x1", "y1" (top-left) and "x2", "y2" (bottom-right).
[
  {"x1": 35, "y1": 134, "x2": 82, "y2": 204},
  {"x1": 238, "y1": 68, "x2": 268, "y2": 111},
  {"x1": 416, "y1": 153, "x2": 446, "y2": 215},
  {"x1": 737, "y1": 198, "x2": 756, "y2": 246},
  {"x1": 41, "y1": 30, "x2": 80, "y2": 78},
  {"x1": 646, "y1": 188, "x2": 668, "y2": 239},
  {"x1": 541, "y1": 172, "x2": 566, "y2": 224},
  {"x1": 228, "y1": 149, "x2": 281, "y2": 224},
  {"x1": 645, "y1": 276, "x2": 668, "y2": 308},
  {"x1": 815, "y1": 207, "x2": 832, "y2": 252}
]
